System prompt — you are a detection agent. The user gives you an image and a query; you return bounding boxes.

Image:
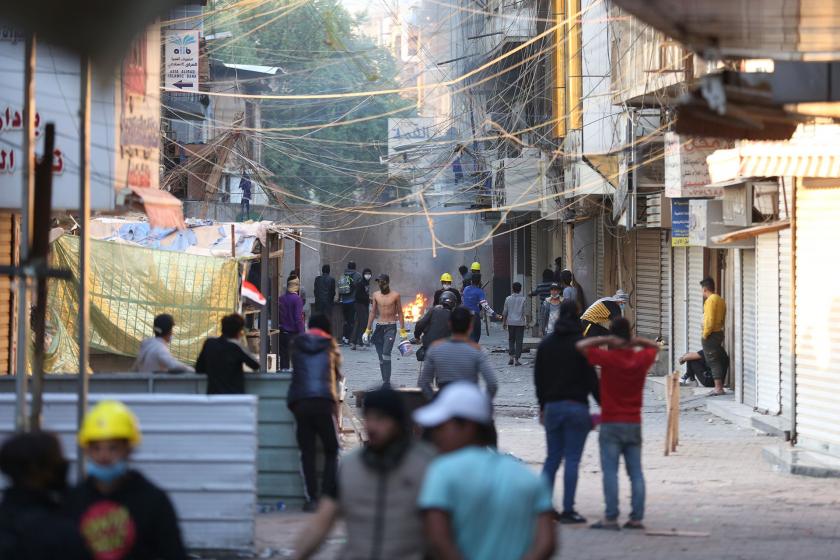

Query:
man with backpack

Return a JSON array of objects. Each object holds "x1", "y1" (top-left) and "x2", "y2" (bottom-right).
[{"x1": 337, "y1": 262, "x2": 362, "y2": 345}]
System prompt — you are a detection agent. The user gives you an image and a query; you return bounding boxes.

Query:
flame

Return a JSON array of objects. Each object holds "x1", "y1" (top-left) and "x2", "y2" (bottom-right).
[{"x1": 403, "y1": 293, "x2": 429, "y2": 325}]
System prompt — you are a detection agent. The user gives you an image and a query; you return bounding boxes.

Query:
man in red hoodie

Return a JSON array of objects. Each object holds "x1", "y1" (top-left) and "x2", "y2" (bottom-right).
[{"x1": 576, "y1": 318, "x2": 659, "y2": 531}]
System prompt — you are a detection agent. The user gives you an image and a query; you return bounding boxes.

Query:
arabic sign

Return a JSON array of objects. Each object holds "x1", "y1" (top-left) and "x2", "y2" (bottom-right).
[
  {"x1": 0, "y1": 30, "x2": 117, "y2": 210},
  {"x1": 164, "y1": 31, "x2": 199, "y2": 92},
  {"x1": 671, "y1": 198, "x2": 690, "y2": 247},
  {"x1": 664, "y1": 133, "x2": 732, "y2": 198}
]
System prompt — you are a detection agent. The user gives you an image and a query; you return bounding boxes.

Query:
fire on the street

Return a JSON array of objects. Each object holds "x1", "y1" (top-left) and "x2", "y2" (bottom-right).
[{"x1": 403, "y1": 293, "x2": 429, "y2": 324}]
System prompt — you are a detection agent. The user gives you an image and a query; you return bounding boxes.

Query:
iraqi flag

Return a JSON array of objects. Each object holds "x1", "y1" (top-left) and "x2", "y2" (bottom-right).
[{"x1": 241, "y1": 280, "x2": 266, "y2": 306}]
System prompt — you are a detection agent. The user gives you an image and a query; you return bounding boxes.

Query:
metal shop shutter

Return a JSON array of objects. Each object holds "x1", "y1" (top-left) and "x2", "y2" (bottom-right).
[
  {"x1": 741, "y1": 250, "x2": 757, "y2": 408},
  {"x1": 779, "y1": 227, "x2": 792, "y2": 421},
  {"x1": 635, "y1": 229, "x2": 664, "y2": 339},
  {"x1": 795, "y1": 183, "x2": 840, "y2": 456},
  {"x1": 0, "y1": 213, "x2": 13, "y2": 374},
  {"x1": 756, "y1": 233, "x2": 781, "y2": 414},
  {"x1": 596, "y1": 215, "x2": 605, "y2": 298},
  {"x1": 672, "y1": 247, "x2": 687, "y2": 371},
  {"x1": 660, "y1": 230, "x2": 671, "y2": 348},
  {"x1": 687, "y1": 247, "x2": 704, "y2": 352}
]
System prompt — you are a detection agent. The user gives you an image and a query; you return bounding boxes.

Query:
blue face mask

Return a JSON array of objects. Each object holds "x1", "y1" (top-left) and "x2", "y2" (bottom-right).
[{"x1": 86, "y1": 460, "x2": 128, "y2": 483}]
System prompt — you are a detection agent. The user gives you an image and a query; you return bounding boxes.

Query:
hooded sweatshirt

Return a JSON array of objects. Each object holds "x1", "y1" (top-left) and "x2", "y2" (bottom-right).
[
  {"x1": 287, "y1": 330, "x2": 341, "y2": 407},
  {"x1": 533, "y1": 317, "x2": 600, "y2": 409}
]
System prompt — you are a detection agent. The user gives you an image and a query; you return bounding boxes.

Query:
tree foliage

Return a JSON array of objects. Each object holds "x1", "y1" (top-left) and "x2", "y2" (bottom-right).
[{"x1": 209, "y1": 0, "x2": 415, "y2": 202}]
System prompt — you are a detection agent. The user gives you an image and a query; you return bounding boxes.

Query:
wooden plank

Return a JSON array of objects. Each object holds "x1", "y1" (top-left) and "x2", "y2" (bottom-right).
[{"x1": 646, "y1": 530, "x2": 710, "y2": 538}]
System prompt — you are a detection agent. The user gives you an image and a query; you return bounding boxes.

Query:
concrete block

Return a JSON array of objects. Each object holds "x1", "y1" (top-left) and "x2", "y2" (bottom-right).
[{"x1": 763, "y1": 445, "x2": 840, "y2": 478}]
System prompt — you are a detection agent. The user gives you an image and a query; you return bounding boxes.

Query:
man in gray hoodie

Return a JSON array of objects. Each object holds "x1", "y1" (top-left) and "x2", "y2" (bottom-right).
[{"x1": 132, "y1": 314, "x2": 194, "y2": 373}]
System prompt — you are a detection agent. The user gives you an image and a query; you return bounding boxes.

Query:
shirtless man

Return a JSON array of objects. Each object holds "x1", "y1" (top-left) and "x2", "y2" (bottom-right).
[{"x1": 363, "y1": 274, "x2": 406, "y2": 387}]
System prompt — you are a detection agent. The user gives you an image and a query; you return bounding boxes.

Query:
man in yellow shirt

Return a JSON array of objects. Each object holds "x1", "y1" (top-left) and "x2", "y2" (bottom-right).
[{"x1": 701, "y1": 277, "x2": 727, "y2": 396}]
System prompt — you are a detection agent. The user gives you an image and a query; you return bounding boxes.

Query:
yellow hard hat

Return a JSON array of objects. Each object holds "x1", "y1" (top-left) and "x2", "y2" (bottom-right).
[
  {"x1": 78, "y1": 401, "x2": 142, "y2": 447},
  {"x1": 440, "y1": 272, "x2": 453, "y2": 282},
  {"x1": 470, "y1": 261, "x2": 481, "y2": 272}
]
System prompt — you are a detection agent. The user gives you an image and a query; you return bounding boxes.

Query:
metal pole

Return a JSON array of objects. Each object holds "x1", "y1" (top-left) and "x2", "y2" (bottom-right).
[
  {"x1": 77, "y1": 57, "x2": 91, "y2": 472},
  {"x1": 259, "y1": 235, "x2": 269, "y2": 371},
  {"x1": 15, "y1": 33, "x2": 36, "y2": 432}
]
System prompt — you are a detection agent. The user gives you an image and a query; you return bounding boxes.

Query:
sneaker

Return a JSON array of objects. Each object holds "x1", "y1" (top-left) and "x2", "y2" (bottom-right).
[
  {"x1": 508, "y1": 358, "x2": 514, "y2": 365},
  {"x1": 341, "y1": 337, "x2": 350, "y2": 345},
  {"x1": 514, "y1": 360, "x2": 522, "y2": 367},
  {"x1": 590, "y1": 519, "x2": 620, "y2": 531},
  {"x1": 351, "y1": 344, "x2": 357, "y2": 351},
  {"x1": 557, "y1": 511, "x2": 587, "y2": 524}
]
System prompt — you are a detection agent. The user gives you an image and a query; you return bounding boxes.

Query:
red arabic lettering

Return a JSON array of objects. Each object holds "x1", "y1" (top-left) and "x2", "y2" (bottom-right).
[
  {"x1": 0, "y1": 107, "x2": 42, "y2": 136},
  {"x1": 52, "y1": 149, "x2": 63, "y2": 174}
]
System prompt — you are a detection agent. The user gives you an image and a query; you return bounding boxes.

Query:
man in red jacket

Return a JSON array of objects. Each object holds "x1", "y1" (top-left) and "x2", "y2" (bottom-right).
[{"x1": 576, "y1": 318, "x2": 659, "y2": 531}]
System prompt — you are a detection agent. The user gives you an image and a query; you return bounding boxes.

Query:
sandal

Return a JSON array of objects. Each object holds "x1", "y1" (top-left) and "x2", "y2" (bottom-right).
[
  {"x1": 706, "y1": 390, "x2": 726, "y2": 397},
  {"x1": 623, "y1": 520, "x2": 645, "y2": 530},
  {"x1": 590, "y1": 520, "x2": 620, "y2": 531}
]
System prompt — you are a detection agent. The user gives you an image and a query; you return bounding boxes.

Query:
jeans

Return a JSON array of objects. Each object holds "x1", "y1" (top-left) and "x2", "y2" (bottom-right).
[
  {"x1": 470, "y1": 314, "x2": 482, "y2": 343},
  {"x1": 599, "y1": 422, "x2": 645, "y2": 521},
  {"x1": 240, "y1": 198, "x2": 250, "y2": 217},
  {"x1": 351, "y1": 302, "x2": 369, "y2": 346},
  {"x1": 541, "y1": 400, "x2": 591, "y2": 513},
  {"x1": 372, "y1": 324, "x2": 397, "y2": 385},
  {"x1": 341, "y1": 302, "x2": 355, "y2": 342},
  {"x1": 508, "y1": 325, "x2": 525, "y2": 359},
  {"x1": 292, "y1": 398, "x2": 338, "y2": 502}
]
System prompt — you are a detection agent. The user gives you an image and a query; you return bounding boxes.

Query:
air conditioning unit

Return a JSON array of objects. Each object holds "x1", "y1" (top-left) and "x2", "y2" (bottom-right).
[
  {"x1": 722, "y1": 182, "x2": 753, "y2": 227},
  {"x1": 690, "y1": 199, "x2": 754, "y2": 248},
  {"x1": 639, "y1": 193, "x2": 671, "y2": 229}
]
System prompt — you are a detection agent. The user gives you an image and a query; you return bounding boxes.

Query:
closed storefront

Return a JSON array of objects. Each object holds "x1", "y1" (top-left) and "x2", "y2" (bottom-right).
[
  {"x1": 0, "y1": 212, "x2": 14, "y2": 374},
  {"x1": 779, "y1": 227, "x2": 792, "y2": 420},
  {"x1": 672, "y1": 247, "x2": 688, "y2": 370},
  {"x1": 756, "y1": 233, "x2": 781, "y2": 414},
  {"x1": 687, "y1": 247, "x2": 704, "y2": 352},
  {"x1": 795, "y1": 182, "x2": 840, "y2": 456},
  {"x1": 741, "y1": 250, "x2": 757, "y2": 408},
  {"x1": 635, "y1": 229, "x2": 670, "y2": 342}
]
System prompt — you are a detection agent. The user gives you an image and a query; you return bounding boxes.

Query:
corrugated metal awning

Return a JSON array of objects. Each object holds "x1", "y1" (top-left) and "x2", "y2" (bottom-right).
[
  {"x1": 711, "y1": 219, "x2": 791, "y2": 245},
  {"x1": 127, "y1": 187, "x2": 186, "y2": 230}
]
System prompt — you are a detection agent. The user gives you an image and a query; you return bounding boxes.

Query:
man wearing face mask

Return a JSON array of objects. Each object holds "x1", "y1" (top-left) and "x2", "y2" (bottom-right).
[
  {"x1": 67, "y1": 401, "x2": 186, "y2": 560},
  {"x1": 580, "y1": 289, "x2": 630, "y2": 338},
  {"x1": 433, "y1": 272, "x2": 462, "y2": 307},
  {"x1": 0, "y1": 432, "x2": 88, "y2": 560}
]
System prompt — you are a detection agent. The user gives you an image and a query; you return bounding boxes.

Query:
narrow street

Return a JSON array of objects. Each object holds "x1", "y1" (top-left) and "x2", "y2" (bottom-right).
[{"x1": 254, "y1": 324, "x2": 840, "y2": 559}]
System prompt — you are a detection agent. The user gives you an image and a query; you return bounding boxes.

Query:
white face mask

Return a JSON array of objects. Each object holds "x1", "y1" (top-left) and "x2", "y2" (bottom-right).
[
  {"x1": 364, "y1": 274, "x2": 372, "y2": 280},
  {"x1": 442, "y1": 282, "x2": 451, "y2": 289}
]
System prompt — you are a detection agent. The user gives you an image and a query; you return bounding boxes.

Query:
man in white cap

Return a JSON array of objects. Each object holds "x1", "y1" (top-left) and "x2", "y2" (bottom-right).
[
  {"x1": 415, "y1": 382, "x2": 556, "y2": 560},
  {"x1": 580, "y1": 289, "x2": 629, "y2": 338}
]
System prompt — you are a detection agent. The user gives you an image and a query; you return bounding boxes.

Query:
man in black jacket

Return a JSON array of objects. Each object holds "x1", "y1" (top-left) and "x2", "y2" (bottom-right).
[
  {"x1": 533, "y1": 300, "x2": 600, "y2": 524},
  {"x1": 414, "y1": 291, "x2": 456, "y2": 361},
  {"x1": 196, "y1": 313, "x2": 260, "y2": 394},
  {"x1": 288, "y1": 315, "x2": 342, "y2": 511},
  {"x1": 313, "y1": 265, "x2": 336, "y2": 318},
  {"x1": 350, "y1": 268, "x2": 372, "y2": 350},
  {"x1": 0, "y1": 432, "x2": 88, "y2": 560}
]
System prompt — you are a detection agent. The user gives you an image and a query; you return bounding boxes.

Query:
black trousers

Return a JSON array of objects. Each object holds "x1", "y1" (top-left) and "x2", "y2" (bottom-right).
[
  {"x1": 351, "y1": 302, "x2": 369, "y2": 345},
  {"x1": 341, "y1": 302, "x2": 355, "y2": 342},
  {"x1": 278, "y1": 331, "x2": 296, "y2": 371},
  {"x1": 508, "y1": 325, "x2": 525, "y2": 359},
  {"x1": 292, "y1": 399, "x2": 338, "y2": 502}
]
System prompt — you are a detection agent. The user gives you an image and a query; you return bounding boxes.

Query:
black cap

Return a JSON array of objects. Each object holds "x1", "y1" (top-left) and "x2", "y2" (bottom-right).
[
  {"x1": 376, "y1": 273, "x2": 390, "y2": 283},
  {"x1": 550, "y1": 282, "x2": 561, "y2": 290},
  {"x1": 153, "y1": 313, "x2": 175, "y2": 337},
  {"x1": 363, "y1": 388, "x2": 406, "y2": 426}
]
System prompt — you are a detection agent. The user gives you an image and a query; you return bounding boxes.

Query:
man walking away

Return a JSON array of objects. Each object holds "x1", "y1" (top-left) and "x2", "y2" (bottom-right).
[
  {"x1": 338, "y1": 262, "x2": 362, "y2": 345},
  {"x1": 580, "y1": 290, "x2": 629, "y2": 337},
  {"x1": 68, "y1": 401, "x2": 187, "y2": 559},
  {"x1": 503, "y1": 282, "x2": 527, "y2": 365},
  {"x1": 0, "y1": 432, "x2": 88, "y2": 560},
  {"x1": 576, "y1": 318, "x2": 659, "y2": 531},
  {"x1": 240, "y1": 173, "x2": 252, "y2": 219},
  {"x1": 195, "y1": 313, "x2": 260, "y2": 394},
  {"x1": 418, "y1": 306, "x2": 498, "y2": 400},
  {"x1": 351, "y1": 268, "x2": 372, "y2": 350},
  {"x1": 530, "y1": 268, "x2": 555, "y2": 303},
  {"x1": 416, "y1": 383, "x2": 556, "y2": 560},
  {"x1": 132, "y1": 313, "x2": 194, "y2": 373},
  {"x1": 313, "y1": 265, "x2": 336, "y2": 318},
  {"x1": 287, "y1": 315, "x2": 342, "y2": 512},
  {"x1": 414, "y1": 291, "x2": 456, "y2": 361},
  {"x1": 462, "y1": 274, "x2": 501, "y2": 343},
  {"x1": 293, "y1": 388, "x2": 435, "y2": 560},
  {"x1": 363, "y1": 274, "x2": 406, "y2": 387},
  {"x1": 701, "y1": 277, "x2": 727, "y2": 396},
  {"x1": 535, "y1": 300, "x2": 599, "y2": 524},
  {"x1": 278, "y1": 277, "x2": 306, "y2": 371},
  {"x1": 540, "y1": 283, "x2": 563, "y2": 337}
]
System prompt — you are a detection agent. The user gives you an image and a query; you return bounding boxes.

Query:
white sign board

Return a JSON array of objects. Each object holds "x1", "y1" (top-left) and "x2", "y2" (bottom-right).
[
  {"x1": 0, "y1": 32, "x2": 117, "y2": 210},
  {"x1": 664, "y1": 133, "x2": 732, "y2": 198},
  {"x1": 164, "y1": 31, "x2": 200, "y2": 92},
  {"x1": 387, "y1": 117, "x2": 439, "y2": 155}
]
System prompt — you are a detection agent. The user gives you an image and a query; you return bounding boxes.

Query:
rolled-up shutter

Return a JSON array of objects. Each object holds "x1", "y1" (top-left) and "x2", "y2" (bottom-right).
[
  {"x1": 687, "y1": 247, "x2": 704, "y2": 352},
  {"x1": 795, "y1": 183, "x2": 840, "y2": 456},
  {"x1": 672, "y1": 247, "x2": 687, "y2": 370},
  {"x1": 635, "y1": 229, "x2": 662, "y2": 339},
  {"x1": 660, "y1": 230, "x2": 671, "y2": 347},
  {"x1": 756, "y1": 233, "x2": 781, "y2": 414},
  {"x1": 742, "y1": 250, "x2": 757, "y2": 408}
]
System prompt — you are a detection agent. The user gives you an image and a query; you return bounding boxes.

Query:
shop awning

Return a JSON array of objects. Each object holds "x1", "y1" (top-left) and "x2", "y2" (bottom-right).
[
  {"x1": 126, "y1": 187, "x2": 186, "y2": 230},
  {"x1": 583, "y1": 154, "x2": 620, "y2": 190},
  {"x1": 711, "y1": 219, "x2": 791, "y2": 245}
]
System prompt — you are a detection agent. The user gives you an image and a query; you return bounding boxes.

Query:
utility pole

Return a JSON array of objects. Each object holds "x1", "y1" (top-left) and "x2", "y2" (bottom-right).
[
  {"x1": 77, "y1": 56, "x2": 91, "y2": 471},
  {"x1": 15, "y1": 33, "x2": 36, "y2": 432}
]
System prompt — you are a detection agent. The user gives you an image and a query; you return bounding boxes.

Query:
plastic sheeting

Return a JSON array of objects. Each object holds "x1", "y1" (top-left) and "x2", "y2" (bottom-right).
[{"x1": 45, "y1": 236, "x2": 239, "y2": 372}]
